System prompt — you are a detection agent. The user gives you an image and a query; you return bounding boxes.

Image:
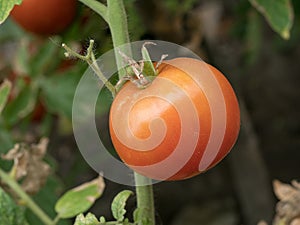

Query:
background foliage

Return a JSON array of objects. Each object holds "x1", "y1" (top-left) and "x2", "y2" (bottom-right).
[{"x1": 0, "y1": 0, "x2": 299, "y2": 224}]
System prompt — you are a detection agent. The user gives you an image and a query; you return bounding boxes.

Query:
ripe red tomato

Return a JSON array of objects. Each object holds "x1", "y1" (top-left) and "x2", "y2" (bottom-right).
[
  {"x1": 109, "y1": 57, "x2": 240, "y2": 181},
  {"x1": 10, "y1": 0, "x2": 76, "y2": 35}
]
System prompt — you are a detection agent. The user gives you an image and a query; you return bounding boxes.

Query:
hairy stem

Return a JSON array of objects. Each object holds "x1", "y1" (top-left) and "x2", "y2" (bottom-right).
[
  {"x1": 106, "y1": 1, "x2": 156, "y2": 224},
  {"x1": 62, "y1": 41, "x2": 116, "y2": 97},
  {"x1": 107, "y1": 0, "x2": 131, "y2": 79},
  {"x1": 0, "y1": 168, "x2": 54, "y2": 225},
  {"x1": 78, "y1": 0, "x2": 108, "y2": 23},
  {"x1": 134, "y1": 173, "x2": 155, "y2": 225},
  {"x1": 77, "y1": 1, "x2": 156, "y2": 224}
]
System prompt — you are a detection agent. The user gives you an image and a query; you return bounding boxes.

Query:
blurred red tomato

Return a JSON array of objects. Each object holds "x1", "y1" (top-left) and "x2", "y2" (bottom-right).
[{"x1": 10, "y1": 0, "x2": 76, "y2": 35}]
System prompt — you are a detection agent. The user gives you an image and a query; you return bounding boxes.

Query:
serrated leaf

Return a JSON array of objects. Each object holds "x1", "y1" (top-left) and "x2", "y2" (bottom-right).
[
  {"x1": 74, "y1": 214, "x2": 85, "y2": 225},
  {"x1": 0, "y1": 80, "x2": 12, "y2": 114},
  {"x1": 111, "y1": 190, "x2": 133, "y2": 222},
  {"x1": 2, "y1": 84, "x2": 38, "y2": 125},
  {"x1": 133, "y1": 208, "x2": 142, "y2": 224},
  {"x1": 99, "y1": 216, "x2": 106, "y2": 223},
  {"x1": 0, "y1": 187, "x2": 29, "y2": 225},
  {"x1": 73, "y1": 213, "x2": 99, "y2": 225},
  {"x1": 0, "y1": 0, "x2": 22, "y2": 24},
  {"x1": 55, "y1": 176, "x2": 105, "y2": 219},
  {"x1": 249, "y1": 0, "x2": 294, "y2": 39}
]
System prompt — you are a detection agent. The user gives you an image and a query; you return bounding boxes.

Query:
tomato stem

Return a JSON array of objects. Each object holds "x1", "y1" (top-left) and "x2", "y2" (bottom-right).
[
  {"x1": 0, "y1": 168, "x2": 55, "y2": 225},
  {"x1": 134, "y1": 173, "x2": 156, "y2": 225},
  {"x1": 78, "y1": 0, "x2": 108, "y2": 23},
  {"x1": 107, "y1": 0, "x2": 131, "y2": 80},
  {"x1": 105, "y1": 1, "x2": 156, "y2": 224},
  {"x1": 76, "y1": 1, "x2": 156, "y2": 224},
  {"x1": 62, "y1": 41, "x2": 116, "y2": 97}
]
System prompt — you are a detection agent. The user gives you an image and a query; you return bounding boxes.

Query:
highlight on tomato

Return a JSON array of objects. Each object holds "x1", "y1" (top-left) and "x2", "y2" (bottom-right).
[
  {"x1": 109, "y1": 57, "x2": 240, "y2": 181},
  {"x1": 10, "y1": 0, "x2": 77, "y2": 35}
]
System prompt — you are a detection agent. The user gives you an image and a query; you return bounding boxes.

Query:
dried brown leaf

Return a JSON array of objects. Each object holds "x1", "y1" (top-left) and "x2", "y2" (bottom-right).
[
  {"x1": 292, "y1": 180, "x2": 300, "y2": 190},
  {"x1": 291, "y1": 218, "x2": 300, "y2": 225},
  {"x1": 273, "y1": 180, "x2": 300, "y2": 225},
  {"x1": 273, "y1": 180, "x2": 298, "y2": 201},
  {"x1": 2, "y1": 143, "x2": 29, "y2": 179},
  {"x1": 258, "y1": 220, "x2": 268, "y2": 225},
  {"x1": 1, "y1": 138, "x2": 51, "y2": 195}
]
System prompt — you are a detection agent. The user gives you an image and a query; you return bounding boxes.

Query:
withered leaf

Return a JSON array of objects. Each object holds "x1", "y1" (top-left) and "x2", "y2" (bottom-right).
[
  {"x1": 292, "y1": 180, "x2": 300, "y2": 190},
  {"x1": 1, "y1": 138, "x2": 51, "y2": 195},
  {"x1": 273, "y1": 180, "x2": 299, "y2": 201},
  {"x1": 291, "y1": 218, "x2": 300, "y2": 225},
  {"x1": 273, "y1": 180, "x2": 300, "y2": 225},
  {"x1": 257, "y1": 220, "x2": 268, "y2": 225}
]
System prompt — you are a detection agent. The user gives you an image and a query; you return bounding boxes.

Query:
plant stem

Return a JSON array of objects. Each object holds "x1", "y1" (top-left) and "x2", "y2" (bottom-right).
[
  {"x1": 52, "y1": 215, "x2": 60, "y2": 225},
  {"x1": 0, "y1": 168, "x2": 54, "y2": 225},
  {"x1": 77, "y1": 1, "x2": 156, "y2": 224},
  {"x1": 105, "y1": 1, "x2": 155, "y2": 224},
  {"x1": 62, "y1": 41, "x2": 116, "y2": 97},
  {"x1": 134, "y1": 173, "x2": 155, "y2": 225},
  {"x1": 107, "y1": 0, "x2": 131, "y2": 79},
  {"x1": 78, "y1": 0, "x2": 108, "y2": 23}
]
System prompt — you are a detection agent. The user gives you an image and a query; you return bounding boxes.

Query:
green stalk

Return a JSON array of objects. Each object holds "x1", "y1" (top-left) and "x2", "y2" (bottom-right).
[
  {"x1": 0, "y1": 168, "x2": 54, "y2": 225},
  {"x1": 107, "y1": 0, "x2": 131, "y2": 79},
  {"x1": 78, "y1": 0, "x2": 108, "y2": 23},
  {"x1": 106, "y1": 1, "x2": 155, "y2": 224},
  {"x1": 107, "y1": 0, "x2": 130, "y2": 48},
  {"x1": 76, "y1": 1, "x2": 156, "y2": 224},
  {"x1": 62, "y1": 41, "x2": 116, "y2": 97},
  {"x1": 134, "y1": 173, "x2": 155, "y2": 225}
]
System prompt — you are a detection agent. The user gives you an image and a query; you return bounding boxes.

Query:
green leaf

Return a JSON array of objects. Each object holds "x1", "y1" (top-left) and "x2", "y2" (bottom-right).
[
  {"x1": 133, "y1": 208, "x2": 142, "y2": 224},
  {"x1": 99, "y1": 216, "x2": 106, "y2": 223},
  {"x1": 164, "y1": 0, "x2": 198, "y2": 14},
  {"x1": 29, "y1": 38, "x2": 61, "y2": 77},
  {"x1": 73, "y1": 213, "x2": 99, "y2": 225},
  {"x1": 0, "y1": 19, "x2": 24, "y2": 42},
  {"x1": 0, "y1": 0, "x2": 22, "y2": 24},
  {"x1": 111, "y1": 190, "x2": 133, "y2": 222},
  {"x1": 55, "y1": 176, "x2": 105, "y2": 219},
  {"x1": 25, "y1": 176, "x2": 71, "y2": 225},
  {"x1": 0, "y1": 80, "x2": 12, "y2": 114},
  {"x1": 249, "y1": 0, "x2": 294, "y2": 39},
  {"x1": 40, "y1": 65, "x2": 85, "y2": 119},
  {"x1": 13, "y1": 38, "x2": 31, "y2": 76},
  {"x1": 0, "y1": 125, "x2": 14, "y2": 170},
  {"x1": 2, "y1": 84, "x2": 38, "y2": 125},
  {"x1": 141, "y1": 42, "x2": 157, "y2": 78},
  {"x1": 0, "y1": 187, "x2": 29, "y2": 225}
]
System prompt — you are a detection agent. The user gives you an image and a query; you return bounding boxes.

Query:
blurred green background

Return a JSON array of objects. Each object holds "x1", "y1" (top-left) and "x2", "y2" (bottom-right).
[{"x1": 0, "y1": 0, "x2": 299, "y2": 224}]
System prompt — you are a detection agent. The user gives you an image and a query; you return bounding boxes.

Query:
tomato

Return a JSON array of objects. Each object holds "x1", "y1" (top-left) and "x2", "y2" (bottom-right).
[
  {"x1": 109, "y1": 57, "x2": 240, "y2": 181},
  {"x1": 10, "y1": 0, "x2": 76, "y2": 35}
]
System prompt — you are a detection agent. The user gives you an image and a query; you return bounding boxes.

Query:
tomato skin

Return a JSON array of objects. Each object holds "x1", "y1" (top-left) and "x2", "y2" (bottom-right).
[
  {"x1": 10, "y1": 0, "x2": 76, "y2": 35},
  {"x1": 109, "y1": 57, "x2": 240, "y2": 181}
]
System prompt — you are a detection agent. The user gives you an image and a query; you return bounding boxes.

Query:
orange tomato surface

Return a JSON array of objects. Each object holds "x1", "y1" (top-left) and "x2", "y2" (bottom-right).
[
  {"x1": 109, "y1": 57, "x2": 240, "y2": 181},
  {"x1": 10, "y1": 0, "x2": 76, "y2": 35}
]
